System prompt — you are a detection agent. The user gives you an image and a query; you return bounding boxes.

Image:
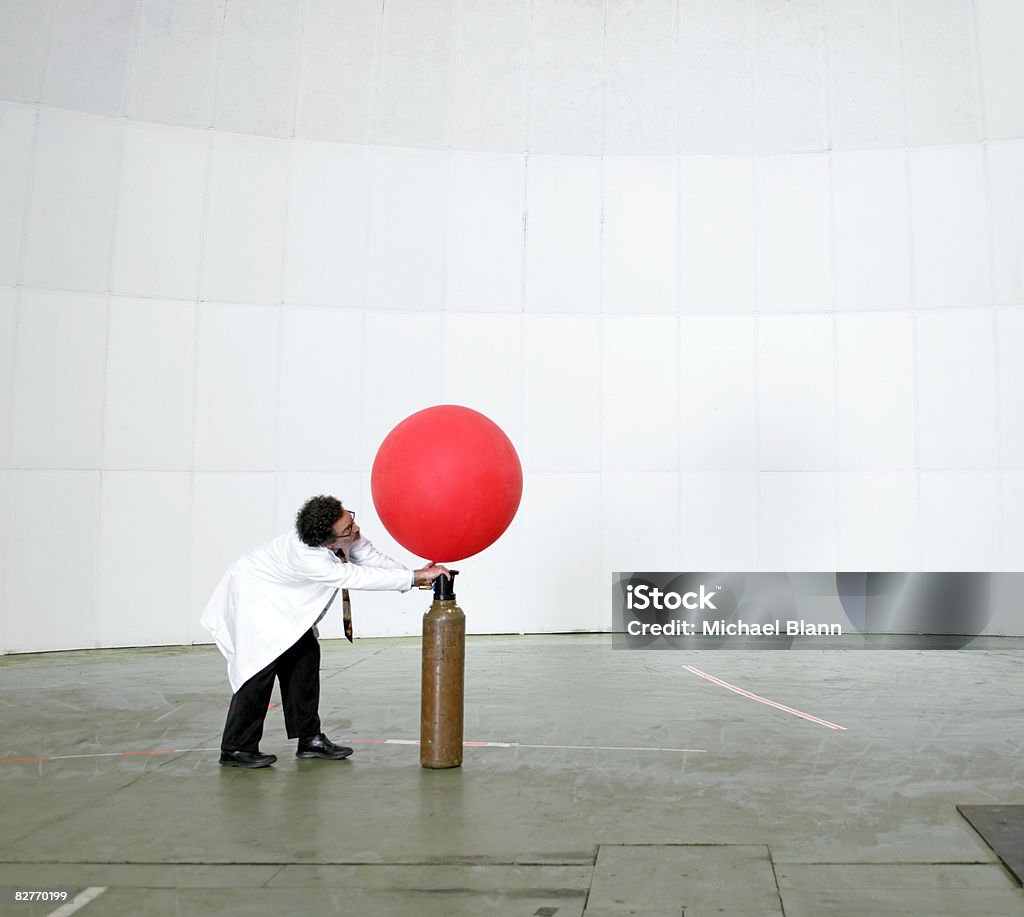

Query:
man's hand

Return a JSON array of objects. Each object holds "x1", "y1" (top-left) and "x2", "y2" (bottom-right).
[{"x1": 413, "y1": 563, "x2": 451, "y2": 586}]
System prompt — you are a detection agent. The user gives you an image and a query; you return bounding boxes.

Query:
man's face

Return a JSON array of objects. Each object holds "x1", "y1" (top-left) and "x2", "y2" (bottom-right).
[{"x1": 325, "y1": 510, "x2": 360, "y2": 550}]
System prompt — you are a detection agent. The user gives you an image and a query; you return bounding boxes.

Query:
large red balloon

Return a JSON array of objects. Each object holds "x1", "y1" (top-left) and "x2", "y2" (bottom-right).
[{"x1": 371, "y1": 405, "x2": 523, "y2": 563}]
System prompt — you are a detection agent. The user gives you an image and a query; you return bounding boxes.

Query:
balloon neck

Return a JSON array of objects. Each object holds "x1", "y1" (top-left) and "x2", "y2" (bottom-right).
[{"x1": 433, "y1": 570, "x2": 459, "y2": 602}]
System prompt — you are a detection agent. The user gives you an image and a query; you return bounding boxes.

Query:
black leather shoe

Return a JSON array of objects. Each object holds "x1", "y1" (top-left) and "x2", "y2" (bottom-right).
[
  {"x1": 219, "y1": 750, "x2": 277, "y2": 768},
  {"x1": 296, "y1": 733, "x2": 353, "y2": 760}
]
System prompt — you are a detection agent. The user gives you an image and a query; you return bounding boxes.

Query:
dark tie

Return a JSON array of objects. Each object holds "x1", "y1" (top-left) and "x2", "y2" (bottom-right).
[{"x1": 335, "y1": 550, "x2": 353, "y2": 643}]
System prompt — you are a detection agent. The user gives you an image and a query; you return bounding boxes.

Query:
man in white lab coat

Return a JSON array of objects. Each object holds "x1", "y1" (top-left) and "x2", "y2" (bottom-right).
[{"x1": 201, "y1": 495, "x2": 450, "y2": 768}]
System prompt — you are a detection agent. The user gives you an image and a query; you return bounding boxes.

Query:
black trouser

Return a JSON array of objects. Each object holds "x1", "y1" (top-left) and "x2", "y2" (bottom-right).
[{"x1": 221, "y1": 628, "x2": 322, "y2": 752}]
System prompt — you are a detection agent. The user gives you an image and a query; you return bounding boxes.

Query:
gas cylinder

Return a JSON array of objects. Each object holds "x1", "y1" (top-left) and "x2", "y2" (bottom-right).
[{"x1": 420, "y1": 571, "x2": 464, "y2": 769}]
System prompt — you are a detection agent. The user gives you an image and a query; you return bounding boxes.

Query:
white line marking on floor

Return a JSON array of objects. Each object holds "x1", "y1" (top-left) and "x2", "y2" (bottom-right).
[
  {"x1": 683, "y1": 664, "x2": 847, "y2": 731},
  {"x1": 2, "y1": 740, "x2": 706, "y2": 764},
  {"x1": 383, "y1": 739, "x2": 705, "y2": 752},
  {"x1": 46, "y1": 886, "x2": 106, "y2": 917},
  {"x1": 46, "y1": 749, "x2": 188, "y2": 761}
]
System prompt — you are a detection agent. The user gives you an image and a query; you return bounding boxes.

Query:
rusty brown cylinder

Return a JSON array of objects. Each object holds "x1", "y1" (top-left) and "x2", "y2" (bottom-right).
[{"x1": 420, "y1": 587, "x2": 465, "y2": 769}]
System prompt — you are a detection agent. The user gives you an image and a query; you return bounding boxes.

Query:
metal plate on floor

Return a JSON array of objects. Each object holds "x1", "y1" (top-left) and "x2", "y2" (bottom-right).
[{"x1": 958, "y1": 805, "x2": 1024, "y2": 886}]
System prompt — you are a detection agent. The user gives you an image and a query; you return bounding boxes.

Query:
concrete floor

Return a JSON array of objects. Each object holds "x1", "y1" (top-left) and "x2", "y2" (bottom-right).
[{"x1": 1, "y1": 635, "x2": 1023, "y2": 916}]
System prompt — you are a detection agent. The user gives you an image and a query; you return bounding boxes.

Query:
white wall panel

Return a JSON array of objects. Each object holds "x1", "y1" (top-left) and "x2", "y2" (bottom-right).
[
  {"x1": 0, "y1": 103, "x2": 34, "y2": 286},
  {"x1": 836, "y1": 312, "x2": 915, "y2": 470},
  {"x1": 41, "y1": 0, "x2": 136, "y2": 116},
  {"x1": 755, "y1": 154, "x2": 832, "y2": 312},
  {"x1": 0, "y1": 0, "x2": 56, "y2": 103},
  {"x1": 346, "y1": 590, "x2": 421, "y2": 639},
  {"x1": 23, "y1": 110, "x2": 123, "y2": 293},
  {"x1": 191, "y1": 472, "x2": 277, "y2": 632},
  {"x1": 0, "y1": 471, "x2": 7, "y2": 650},
  {"x1": 680, "y1": 472, "x2": 758, "y2": 570},
  {"x1": 825, "y1": 0, "x2": 904, "y2": 149},
  {"x1": 679, "y1": 156, "x2": 755, "y2": 313},
  {"x1": 832, "y1": 150, "x2": 912, "y2": 311},
  {"x1": 920, "y1": 471, "x2": 999, "y2": 570},
  {"x1": 530, "y1": 0, "x2": 604, "y2": 155},
  {"x1": 838, "y1": 472, "x2": 918, "y2": 569},
  {"x1": 758, "y1": 315, "x2": 835, "y2": 470},
  {"x1": 104, "y1": 298, "x2": 196, "y2": 470},
  {"x1": 128, "y1": 0, "x2": 224, "y2": 127},
  {"x1": 3, "y1": 0, "x2": 1020, "y2": 647},
  {"x1": 909, "y1": 146, "x2": 991, "y2": 309},
  {"x1": 360, "y1": 312, "x2": 443, "y2": 468},
  {"x1": 753, "y1": 0, "x2": 828, "y2": 153},
  {"x1": 605, "y1": 0, "x2": 676, "y2": 154},
  {"x1": 98, "y1": 471, "x2": 192, "y2": 646},
  {"x1": 524, "y1": 155, "x2": 601, "y2": 313},
  {"x1": 522, "y1": 315, "x2": 600, "y2": 472},
  {"x1": 518, "y1": 473, "x2": 601, "y2": 631},
  {"x1": 278, "y1": 308, "x2": 363, "y2": 472},
  {"x1": 297, "y1": 0, "x2": 379, "y2": 143},
  {"x1": 916, "y1": 310, "x2": 997, "y2": 470},
  {"x1": 442, "y1": 314, "x2": 522, "y2": 443},
  {"x1": 680, "y1": 316, "x2": 757, "y2": 470},
  {"x1": 201, "y1": 133, "x2": 289, "y2": 304},
  {"x1": 900, "y1": 0, "x2": 983, "y2": 145},
  {"x1": 274, "y1": 472, "x2": 362, "y2": 537},
  {"x1": 678, "y1": 0, "x2": 753, "y2": 154},
  {"x1": 601, "y1": 472, "x2": 680, "y2": 572},
  {"x1": 1002, "y1": 472, "x2": 1024, "y2": 571},
  {"x1": 214, "y1": 0, "x2": 303, "y2": 138},
  {"x1": 342, "y1": 582, "x2": 422, "y2": 638},
  {"x1": 376, "y1": 0, "x2": 453, "y2": 149},
  {"x1": 0, "y1": 290, "x2": 14, "y2": 468},
  {"x1": 602, "y1": 316, "x2": 678, "y2": 472},
  {"x1": 454, "y1": 510, "x2": 524, "y2": 635},
  {"x1": 366, "y1": 149, "x2": 447, "y2": 312},
  {"x1": 12, "y1": 290, "x2": 108, "y2": 469},
  {"x1": 5, "y1": 471, "x2": 101, "y2": 652},
  {"x1": 445, "y1": 152, "x2": 525, "y2": 312},
  {"x1": 194, "y1": 303, "x2": 280, "y2": 471},
  {"x1": 450, "y1": 0, "x2": 530, "y2": 153},
  {"x1": 976, "y1": 0, "x2": 1024, "y2": 140},
  {"x1": 997, "y1": 308, "x2": 1024, "y2": 468},
  {"x1": 988, "y1": 141, "x2": 1024, "y2": 305},
  {"x1": 759, "y1": 472, "x2": 838, "y2": 569},
  {"x1": 112, "y1": 123, "x2": 207, "y2": 300},
  {"x1": 602, "y1": 156, "x2": 677, "y2": 313},
  {"x1": 285, "y1": 142, "x2": 370, "y2": 308}
]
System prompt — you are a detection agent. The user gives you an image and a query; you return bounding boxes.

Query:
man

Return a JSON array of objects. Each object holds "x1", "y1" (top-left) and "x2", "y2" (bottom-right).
[{"x1": 201, "y1": 495, "x2": 450, "y2": 769}]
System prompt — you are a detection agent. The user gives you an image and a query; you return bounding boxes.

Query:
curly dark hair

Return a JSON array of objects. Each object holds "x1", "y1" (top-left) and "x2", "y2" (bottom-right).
[{"x1": 296, "y1": 495, "x2": 344, "y2": 547}]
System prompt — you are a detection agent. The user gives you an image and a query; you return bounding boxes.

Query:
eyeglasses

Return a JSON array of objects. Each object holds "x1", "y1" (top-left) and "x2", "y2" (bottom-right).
[{"x1": 329, "y1": 512, "x2": 356, "y2": 541}]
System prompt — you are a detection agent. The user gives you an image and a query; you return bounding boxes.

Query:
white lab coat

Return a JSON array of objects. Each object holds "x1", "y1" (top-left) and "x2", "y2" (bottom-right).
[{"x1": 201, "y1": 531, "x2": 414, "y2": 692}]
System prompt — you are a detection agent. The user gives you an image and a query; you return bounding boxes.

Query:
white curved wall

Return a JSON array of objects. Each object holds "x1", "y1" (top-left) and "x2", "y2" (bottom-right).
[{"x1": 1, "y1": 0, "x2": 1023, "y2": 652}]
